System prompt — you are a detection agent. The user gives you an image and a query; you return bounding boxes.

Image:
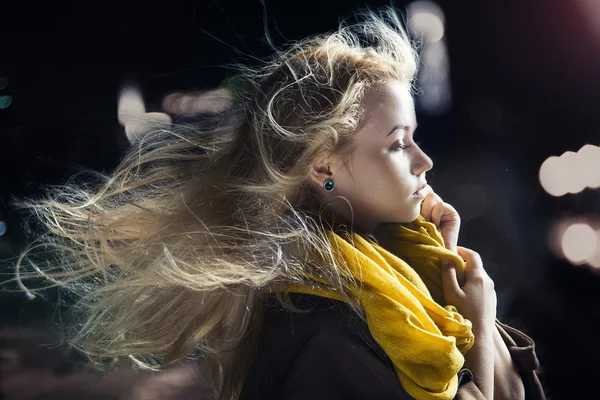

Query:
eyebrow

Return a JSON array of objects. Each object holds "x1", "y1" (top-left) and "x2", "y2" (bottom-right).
[{"x1": 386, "y1": 122, "x2": 418, "y2": 137}]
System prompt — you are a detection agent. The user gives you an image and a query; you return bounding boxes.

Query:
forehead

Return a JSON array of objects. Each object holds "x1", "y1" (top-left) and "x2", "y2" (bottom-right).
[{"x1": 358, "y1": 80, "x2": 416, "y2": 133}]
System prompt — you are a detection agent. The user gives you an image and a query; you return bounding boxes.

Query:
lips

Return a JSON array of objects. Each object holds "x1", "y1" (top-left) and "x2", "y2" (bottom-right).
[{"x1": 414, "y1": 183, "x2": 427, "y2": 195}]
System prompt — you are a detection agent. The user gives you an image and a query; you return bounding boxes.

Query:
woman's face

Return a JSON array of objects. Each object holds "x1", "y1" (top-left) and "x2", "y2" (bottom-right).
[{"x1": 311, "y1": 80, "x2": 433, "y2": 234}]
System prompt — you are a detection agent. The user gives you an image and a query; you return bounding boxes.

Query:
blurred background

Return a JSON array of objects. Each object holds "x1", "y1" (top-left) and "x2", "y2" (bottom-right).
[{"x1": 1, "y1": 0, "x2": 599, "y2": 398}]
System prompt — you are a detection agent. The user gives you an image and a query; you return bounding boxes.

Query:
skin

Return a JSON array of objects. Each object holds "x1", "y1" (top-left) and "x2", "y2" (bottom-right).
[
  {"x1": 310, "y1": 79, "x2": 525, "y2": 399},
  {"x1": 310, "y1": 80, "x2": 433, "y2": 235},
  {"x1": 310, "y1": 79, "x2": 461, "y2": 252}
]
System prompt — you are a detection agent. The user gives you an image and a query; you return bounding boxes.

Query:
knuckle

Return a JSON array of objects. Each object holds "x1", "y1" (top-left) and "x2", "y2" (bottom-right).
[{"x1": 444, "y1": 294, "x2": 456, "y2": 303}]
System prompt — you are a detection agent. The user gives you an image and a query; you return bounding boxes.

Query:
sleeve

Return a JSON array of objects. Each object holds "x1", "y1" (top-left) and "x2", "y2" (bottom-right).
[
  {"x1": 278, "y1": 322, "x2": 546, "y2": 400},
  {"x1": 454, "y1": 320, "x2": 546, "y2": 400},
  {"x1": 454, "y1": 376, "x2": 488, "y2": 400},
  {"x1": 278, "y1": 328, "x2": 490, "y2": 400},
  {"x1": 494, "y1": 319, "x2": 546, "y2": 400}
]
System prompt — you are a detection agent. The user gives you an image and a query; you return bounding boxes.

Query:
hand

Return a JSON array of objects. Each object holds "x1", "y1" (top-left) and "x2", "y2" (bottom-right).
[
  {"x1": 420, "y1": 185, "x2": 461, "y2": 253},
  {"x1": 441, "y1": 245, "x2": 499, "y2": 400},
  {"x1": 441, "y1": 246, "x2": 497, "y2": 330}
]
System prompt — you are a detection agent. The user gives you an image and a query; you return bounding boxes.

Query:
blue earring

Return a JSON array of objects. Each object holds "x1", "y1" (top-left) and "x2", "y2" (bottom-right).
[{"x1": 324, "y1": 178, "x2": 334, "y2": 192}]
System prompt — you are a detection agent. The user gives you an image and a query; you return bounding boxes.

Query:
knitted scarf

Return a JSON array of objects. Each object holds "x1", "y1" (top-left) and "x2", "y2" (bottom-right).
[{"x1": 278, "y1": 211, "x2": 475, "y2": 400}]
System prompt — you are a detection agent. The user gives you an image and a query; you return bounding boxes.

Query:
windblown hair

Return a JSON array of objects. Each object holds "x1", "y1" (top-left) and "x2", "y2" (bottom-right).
[{"x1": 13, "y1": 8, "x2": 418, "y2": 400}]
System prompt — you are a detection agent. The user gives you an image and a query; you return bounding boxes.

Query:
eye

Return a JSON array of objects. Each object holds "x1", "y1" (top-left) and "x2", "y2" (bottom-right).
[{"x1": 390, "y1": 142, "x2": 412, "y2": 151}]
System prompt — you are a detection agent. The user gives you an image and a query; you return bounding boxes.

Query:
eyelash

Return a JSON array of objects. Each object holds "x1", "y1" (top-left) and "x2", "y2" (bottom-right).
[
  {"x1": 391, "y1": 141, "x2": 420, "y2": 152},
  {"x1": 391, "y1": 143, "x2": 411, "y2": 151}
]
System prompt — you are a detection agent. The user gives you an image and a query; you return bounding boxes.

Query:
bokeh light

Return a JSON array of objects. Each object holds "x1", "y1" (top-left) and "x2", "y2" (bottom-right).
[
  {"x1": 561, "y1": 222, "x2": 597, "y2": 264},
  {"x1": 578, "y1": 144, "x2": 600, "y2": 188},
  {"x1": 584, "y1": 229, "x2": 600, "y2": 269},
  {"x1": 539, "y1": 144, "x2": 600, "y2": 196},
  {"x1": 161, "y1": 88, "x2": 232, "y2": 116},
  {"x1": 407, "y1": 1, "x2": 445, "y2": 43},
  {"x1": 118, "y1": 85, "x2": 146, "y2": 126},
  {"x1": 408, "y1": 1, "x2": 450, "y2": 115},
  {"x1": 118, "y1": 84, "x2": 172, "y2": 144}
]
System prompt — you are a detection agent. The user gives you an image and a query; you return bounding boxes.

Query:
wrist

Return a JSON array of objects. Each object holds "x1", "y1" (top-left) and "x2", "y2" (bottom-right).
[
  {"x1": 471, "y1": 321, "x2": 495, "y2": 338},
  {"x1": 470, "y1": 327, "x2": 494, "y2": 351}
]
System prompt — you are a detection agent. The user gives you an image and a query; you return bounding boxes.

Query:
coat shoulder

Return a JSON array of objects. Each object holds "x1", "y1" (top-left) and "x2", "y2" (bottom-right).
[{"x1": 239, "y1": 293, "x2": 407, "y2": 399}]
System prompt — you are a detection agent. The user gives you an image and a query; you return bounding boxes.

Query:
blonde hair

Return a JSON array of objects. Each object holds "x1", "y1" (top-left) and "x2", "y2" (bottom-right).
[{"x1": 13, "y1": 7, "x2": 417, "y2": 400}]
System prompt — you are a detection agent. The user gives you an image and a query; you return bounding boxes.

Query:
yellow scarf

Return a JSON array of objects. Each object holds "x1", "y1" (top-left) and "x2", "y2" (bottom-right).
[{"x1": 278, "y1": 212, "x2": 475, "y2": 400}]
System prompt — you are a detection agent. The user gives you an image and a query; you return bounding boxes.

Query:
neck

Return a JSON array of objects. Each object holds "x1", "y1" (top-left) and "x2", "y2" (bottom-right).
[{"x1": 316, "y1": 208, "x2": 379, "y2": 243}]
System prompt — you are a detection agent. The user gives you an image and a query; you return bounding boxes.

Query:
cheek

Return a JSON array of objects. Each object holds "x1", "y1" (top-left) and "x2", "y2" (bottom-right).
[
  {"x1": 358, "y1": 163, "x2": 411, "y2": 202},
  {"x1": 381, "y1": 158, "x2": 412, "y2": 188},
  {"x1": 343, "y1": 151, "x2": 411, "y2": 195}
]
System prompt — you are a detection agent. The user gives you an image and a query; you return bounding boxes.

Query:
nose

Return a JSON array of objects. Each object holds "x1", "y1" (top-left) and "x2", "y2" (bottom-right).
[{"x1": 411, "y1": 147, "x2": 433, "y2": 176}]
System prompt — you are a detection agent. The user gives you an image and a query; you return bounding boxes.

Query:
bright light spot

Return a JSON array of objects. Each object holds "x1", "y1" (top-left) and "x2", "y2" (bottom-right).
[
  {"x1": 162, "y1": 88, "x2": 232, "y2": 116},
  {"x1": 123, "y1": 112, "x2": 172, "y2": 144},
  {"x1": 577, "y1": 144, "x2": 600, "y2": 188},
  {"x1": 548, "y1": 219, "x2": 571, "y2": 258},
  {"x1": 539, "y1": 144, "x2": 600, "y2": 196},
  {"x1": 0, "y1": 221, "x2": 6, "y2": 236},
  {"x1": 118, "y1": 85, "x2": 146, "y2": 126},
  {"x1": 118, "y1": 84, "x2": 172, "y2": 144},
  {"x1": 562, "y1": 151, "x2": 585, "y2": 194},
  {"x1": 408, "y1": 2, "x2": 450, "y2": 115},
  {"x1": 408, "y1": 1, "x2": 445, "y2": 43},
  {"x1": 561, "y1": 223, "x2": 597, "y2": 264},
  {"x1": 419, "y1": 81, "x2": 451, "y2": 114},
  {"x1": 539, "y1": 156, "x2": 565, "y2": 196},
  {"x1": 422, "y1": 40, "x2": 446, "y2": 67},
  {"x1": 585, "y1": 230, "x2": 600, "y2": 269}
]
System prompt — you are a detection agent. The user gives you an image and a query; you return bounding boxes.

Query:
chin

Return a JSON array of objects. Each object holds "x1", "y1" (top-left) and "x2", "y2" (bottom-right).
[
  {"x1": 382, "y1": 202, "x2": 421, "y2": 224},
  {"x1": 389, "y1": 211, "x2": 420, "y2": 224},
  {"x1": 409, "y1": 207, "x2": 422, "y2": 222}
]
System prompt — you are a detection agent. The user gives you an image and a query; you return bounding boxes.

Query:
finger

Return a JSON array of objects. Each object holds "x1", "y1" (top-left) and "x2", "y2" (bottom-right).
[
  {"x1": 431, "y1": 201, "x2": 445, "y2": 228},
  {"x1": 420, "y1": 197, "x2": 432, "y2": 222},
  {"x1": 456, "y1": 246, "x2": 471, "y2": 259},
  {"x1": 457, "y1": 247, "x2": 484, "y2": 276},
  {"x1": 456, "y1": 247, "x2": 472, "y2": 264},
  {"x1": 440, "y1": 261, "x2": 464, "y2": 296},
  {"x1": 420, "y1": 193, "x2": 439, "y2": 222},
  {"x1": 445, "y1": 240, "x2": 458, "y2": 255}
]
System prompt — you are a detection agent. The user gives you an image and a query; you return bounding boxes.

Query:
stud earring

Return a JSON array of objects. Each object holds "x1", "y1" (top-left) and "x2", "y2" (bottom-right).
[{"x1": 323, "y1": 178, "x2": 334, "y2": 192}]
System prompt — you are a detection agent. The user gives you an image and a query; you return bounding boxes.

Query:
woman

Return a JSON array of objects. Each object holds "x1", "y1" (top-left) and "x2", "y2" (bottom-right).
[{"x1": 14, "y1": 8, "x2": 545, "y2": 400}]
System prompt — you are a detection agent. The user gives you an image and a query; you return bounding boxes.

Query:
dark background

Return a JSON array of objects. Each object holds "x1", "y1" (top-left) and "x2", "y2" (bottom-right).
[{"x1": 1, "y1": 0, "x2": 599, "y2": 398}]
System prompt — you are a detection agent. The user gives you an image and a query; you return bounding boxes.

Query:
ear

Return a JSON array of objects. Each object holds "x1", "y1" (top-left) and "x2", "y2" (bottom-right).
[{"x1": 309, "y1": 151, "x2": 337, "y2": 189}]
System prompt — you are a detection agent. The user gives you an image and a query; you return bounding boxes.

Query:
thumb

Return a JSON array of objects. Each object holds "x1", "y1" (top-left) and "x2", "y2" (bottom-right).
[{"x1": 440, "y1": 259, "x2": 463, "y2": 298}]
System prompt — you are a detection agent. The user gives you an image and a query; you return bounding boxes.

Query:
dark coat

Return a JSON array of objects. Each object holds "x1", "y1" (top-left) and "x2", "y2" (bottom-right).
[{"x1": 239, "y1": 293, "x2": 546, "y2": 400}]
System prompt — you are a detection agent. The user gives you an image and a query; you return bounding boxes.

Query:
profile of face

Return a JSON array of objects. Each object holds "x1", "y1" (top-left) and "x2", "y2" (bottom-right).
[{"x1": 310, "y1": 80, "x2": 433, "y2": 235}]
